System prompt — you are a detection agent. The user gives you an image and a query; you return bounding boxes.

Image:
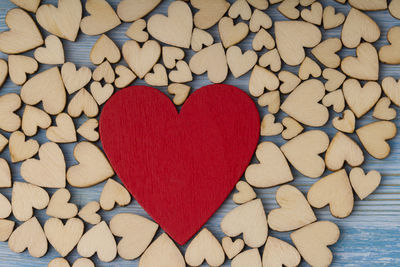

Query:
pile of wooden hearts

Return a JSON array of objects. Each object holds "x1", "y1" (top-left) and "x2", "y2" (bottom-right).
[{"x1": 0, "y1": 0, "x2": 398, "y2": 266}]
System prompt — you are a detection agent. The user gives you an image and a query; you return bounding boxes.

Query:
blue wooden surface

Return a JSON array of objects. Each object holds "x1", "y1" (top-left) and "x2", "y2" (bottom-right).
[{"x1": 0, "y1": 0, "x2": 399, "y2": 266}]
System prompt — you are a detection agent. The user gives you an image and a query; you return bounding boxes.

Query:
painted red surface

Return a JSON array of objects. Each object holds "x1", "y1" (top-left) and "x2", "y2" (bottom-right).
[{"x1": 100, "y1": 84, "x2": 260, "y2": 245}]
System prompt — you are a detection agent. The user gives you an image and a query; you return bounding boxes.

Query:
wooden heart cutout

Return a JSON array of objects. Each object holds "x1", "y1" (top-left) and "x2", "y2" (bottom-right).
[
  {"x1": 262, "y1": 236, "x2": 301, "y2": 267},
  {"x1": 100, "y1": 85, "x2": 259, "y2": 245},
  {"x1": 222, "y1": 236, "x2": 244, "y2": 259},
  {"x1": 233, "y1": 181, "x2": 256, "y2": 204},
  {"x1": 350, "y1": 168, "x2": 381, "y2": 200},
  {"x1": 78, "y1": 201, "x2": 101, "y2": 225},
  {"x1": 46, "y1": 189, "x2": 77, "y2": 219},
  {"x1": 34, "y1": 35, "x2": 65, "y2": 65}
]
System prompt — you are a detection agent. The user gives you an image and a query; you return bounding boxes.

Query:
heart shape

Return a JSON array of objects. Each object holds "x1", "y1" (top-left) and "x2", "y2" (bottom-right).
[{"x1": 100, "y1": 84, "x2": 260, "y2": 244}]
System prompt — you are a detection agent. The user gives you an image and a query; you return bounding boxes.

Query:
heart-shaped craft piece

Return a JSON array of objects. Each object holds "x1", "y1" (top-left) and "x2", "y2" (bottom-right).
[{"x1": 100, "y1": 85, "x2": 260, "y2": 245}]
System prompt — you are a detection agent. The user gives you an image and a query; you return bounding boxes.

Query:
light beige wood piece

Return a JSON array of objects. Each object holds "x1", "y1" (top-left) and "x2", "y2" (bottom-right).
[
  {"x1": 0, "y1": 158, "x2": 11, "y2": 188},
  {"x1": 8, "y1": 217, "x2": 47, "y2": 257},
  {"x1": 261, "y1": 114, "x2": 283, "y2": 137},
  {"x1": 22, "y1": 105, "x2": 51, "y2": 136},
  {"x1": 389, "y1": 0, "x2": 400, "y2": 19},
  {"x1": 61, "y1": 62, "x2": 92, "y2": 95},
  {"x1": 48, "y1": 258, "x2": 70, "y2": 267},
  {"x1": 90, "y1": 82, "x2": 114, "y2": 106},
  {"x1": 275, "y1": 21, "x2": 321, "y2": 66},
  {"x1": 168, "y1": 83, "x2": 190, "y2": 106},
  {"x1": 126, "y1": 19, "x2": 148, "y2": 43},
  {"x1": 189, "y1": 43, "x2": 228, "y2": 84},
  {"x1": 311, "y1": 38, "x2": 342, "y2": 69},
  {"x1": 300, "y1": 0, "x2": 316, "y2": 6},
  {"x1": 0, "y1": 8, "x2": 43, "y2": 54},
  {"x1": 325, "y1": 132, "x2": 364, "y2": 171},
  {"x1": 307, "y1": 169, "x2": 354, "y2": 218},
  {"x1": 218, "y1": 17, "x2": 249, "y2": 48},
  {"x1": 247, "y1": 0, "x2": 269, "y2": 9},
  {"x1": 77, "y1": 221, "x2": 117, "y2": 262},
  {"x1": 92, "y1": 61, "x2": 115, "y2": 83},
  {"x1": 220, "y1": 199, "x2": 268, "y2": 248},
  {"x1": 122, "y1": 40, "x2": 161, "y2": 79},
  {"x1": 47, "y1": 188, "x2": 78, "y2": 219},
  {"x1": 278, "y1": 71, "x2": 300, "y2": 94},
  {"x1": 78, "y1": 201, "x2": 101, "y2": 225},
  {"x1": 115, "y1": 65, "x2": 136, "y2": 88},
  {"x1": 245, "y1": 142, "x2": 293, "y2": 188},
  {"x1": 350, "y1": 168, "x2": 381, "y2": 200},
  {"x1": 322, "y1": 89, "x2": 345, "y2": 113},
  {"x1": 291, "y1": 221, "x2": 340, "y2": 267},
  {"x1": 185, "y1": 228, "x2": 225, "y2": 267},
  {"x1": 144, "y1": 64, "x2": 168, "y2": 86},
  {"x1": 249, "y1": 65, "x2": 279, "y2": 97},
  {"x1": 0, "y1": 93, "x2": 20, "y2": 132},
  {"x1": 20, "y1": 142, "x2": 66, "y2": 188},
  {"x1": 233, "y1": 181, "x2": 256, "y2": 204},
  {"x1": 249, "y1": 9, "x2": 272, "y2": 33},
  {"x1": 301, "y1": 2, "x2": 323, "y2": 25},
  {"x1": 257, "y1": 91, "x2": 280, "y2": 114},
  {"x1": 222, "y1": 237, "x2": 244, "y2": 259},
  {"x1": 229, "y1": 0, "x2": 251, "y2": 20},
  {"x1": 36, "y1": 0, "x2": 82, "y2": 42},
  {"x1": 169, "y1": 60, "x2": 193, "y2": 83},
  {"x1": 379, "y1": 26, "x2": 400, "y2": 64},
  {"x1": 0, "y1": 219, "x2": 14, "y2": 242},
  {"x1": 341, "y1": 43, "x2": 379, "y2": 81},
  {"x1": 100, "y1": 179, "x2": 131, "y2": 211},
  {"x1": 117, "y1": 0, "x2": 161, "y2": 22},
  {"x1": 139, "y1": 233, "x2": 185, "y2": 267},
  {"x1": 72, "y1": 258, "x2": 95, "y2": 267},
  {"x1": 262, "y1": 236, "x2": 301, "y2": 267},
  {"x1": 67, "y1": 142, "x2": 114, "y2": 188},
  {"x1": 68, "y1": 88, "x2": 99, "y2": 118},
  {"x1": 46, "y1": 113, "x2": 77, "y2": 143},
  {"x1": 110, "y1": 213, "x2": 158, "y2": 260},
  {"x1": 282, "y1": 117, "x2": 303, "y2": 140},
  {"x1": 21, "y1": 67, "x2": 66, "y2": 115},
  {"x1": 382, "y1": 76, "x2": 400, "y2": 106},
  {"x1": 0, "y1": 59, "x2": 8, "y2": 87},
  {"x1": 12, "y1": 181, "x2": 49, "y2": 221},
  {"x1": 9, "y1": 131, "x2": 39, "y2": 163},
  {"x1": 8, "y1": 55, "x2": 38, "y2": 85},
  {"x1": 162, "y1": 46, "x2": 184, "y2": 69},
  {"x1": 323, "y1": 6, "x2": 345, "y2": 29},
  {"x1": 298, "y1": 57, "x2": 321, "y2": 80},
  {"x1": 333, "y1": 109, "x2": 356, "y2": 134},
  {"x1": 10, "y1": 0, "x2": 40, "y2": 13},
  {"x1": 268, "y1": 185, "x2": 316, "y2": 232},
  {"x1": 0, "y1": 135, "x2": 8, "y2": 153},
  {"x1": 252, "y1": 29, "x2": 275, "y2": 51},
  {"x1": 77, "y1": 119, "x2": 99, "y2": 142},
  {"x1": 34, "y1": 35, "x2": 64, "y2": 65},
  {"x1": 226, "y1": 46, "x2": 256, "y2": 78},
  {"x1": 343, "y1": 79, "x2": 381, "y2": 118},
  {"x1": 90, "y1": 34, "x2": 121, "y2": 65},
  {"x1": 80, "y1": 0, "x2": 121, "y2": 36},
  {"x1": 259, "y1": 49, "x2": 281, "y2": 72},
  {"x1": 323, "y1": 68, "x2": 346, "y2": 92},
  {"x1": 231, "y1": 249, "x2": 262, "y2": 267},
  {"x1": 44, "y1": 217, "x2": 84, "y2": 257},
  {"x1": 191, "y1": 0, "x2": 230, "y2": 30},
  {"x1": 191, "y1": 28, "x2": 213, "y2": 52},
  {"x1": 341, "y1": 8, "x2": 380, "y2": 48},
  {"x1": 0, "y1": 193, "x2": 11, "y2": 219},
  {"x1": 147, "y1": 1, "x2": 192, "y2": 48},
  {"x1": 356, "y1": 121, "x2": 397, "y2": 159},
  {"x1": 281, "y1": 79, "x2": 328, "y2": 127},
  {"x1": 281, "y1": 130, "x2": 329, "y2": 178},
  {"x1": 348, "y1": 0, "x2": 387, "y2": 10},
  {"x1": 278, "y1": 0, "x2": 300, "y2": 20},
  {"x1": 373, "y1": 97, "x2": 396, "y2": 120}
]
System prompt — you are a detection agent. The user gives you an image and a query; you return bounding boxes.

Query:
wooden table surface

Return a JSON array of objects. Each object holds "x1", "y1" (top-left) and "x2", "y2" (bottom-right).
[{"x1": 0, "y1": 0, "x2": 399, "y2": 266}]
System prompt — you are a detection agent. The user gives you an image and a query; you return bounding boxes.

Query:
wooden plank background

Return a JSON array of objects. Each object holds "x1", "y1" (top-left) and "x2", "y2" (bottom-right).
[{"x1": 0, "y1": 0, "x2": 399, "y2": 266}]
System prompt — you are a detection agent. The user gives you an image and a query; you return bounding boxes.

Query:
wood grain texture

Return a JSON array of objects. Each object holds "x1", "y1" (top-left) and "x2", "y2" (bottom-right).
[{"x1": 0, "y1": 0, "x2": 398, "y2": 266}]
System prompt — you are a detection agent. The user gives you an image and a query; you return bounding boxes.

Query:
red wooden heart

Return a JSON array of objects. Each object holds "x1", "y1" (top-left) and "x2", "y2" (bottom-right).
[{"x1": 99, "y1": 84, "x2": 260, "y2": 245}]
